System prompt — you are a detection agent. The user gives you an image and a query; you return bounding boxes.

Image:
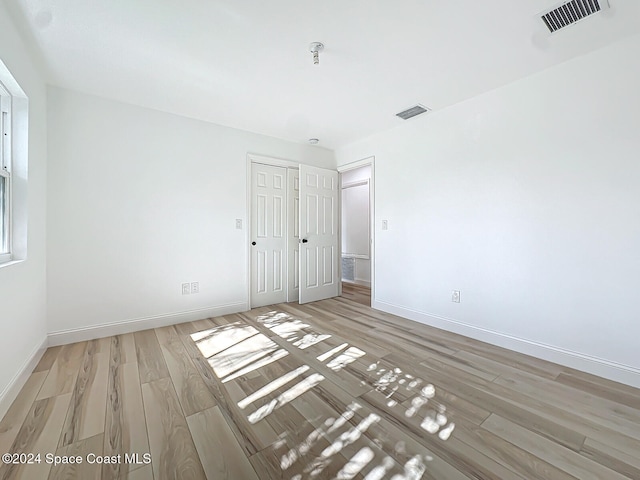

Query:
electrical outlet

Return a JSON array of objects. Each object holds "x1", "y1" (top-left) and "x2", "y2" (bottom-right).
[
  {"x1": 382, "y1": 220, "x2": 388, "y2": 230},
  {"x1": 452, "y1": 290, "x2": 461, "y2": 303},
  {"x1": 182, "y1": 283, "x2": 191, "y2": 295},
  {"x1": 191, "y1": 282, "x2": 200, "y2": 294},
  {"x1": 235, "y1": 219, "x2": 242, "y2": 229}
]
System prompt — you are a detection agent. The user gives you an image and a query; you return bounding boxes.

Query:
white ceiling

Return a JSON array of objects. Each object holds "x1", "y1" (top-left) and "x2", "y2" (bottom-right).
[{"x1": 7, "y1": 0, "x2": 640, "y2": 149}]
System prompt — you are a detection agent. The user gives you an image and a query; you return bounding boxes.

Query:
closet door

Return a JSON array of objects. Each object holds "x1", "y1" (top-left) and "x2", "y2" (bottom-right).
[
  {"x1": 299, "y1": 165, "x2": 339, "y2": 304},
  {"x1": 250, "y1": 163, "x2": 287, "y2": 307}
]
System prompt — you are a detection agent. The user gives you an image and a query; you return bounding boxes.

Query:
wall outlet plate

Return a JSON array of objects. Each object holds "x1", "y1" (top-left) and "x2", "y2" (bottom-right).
[
  {"x1": 452, "y1": 290, "x2": 461, "y2": 303},
  {"x1": 191, "y1": 282, "x2": 200, "y2": 294}
]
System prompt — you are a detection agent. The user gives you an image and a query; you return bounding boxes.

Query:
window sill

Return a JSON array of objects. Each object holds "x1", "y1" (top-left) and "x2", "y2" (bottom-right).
[{"x1": 0, "y1": 258, "x2": 24, "y2": 269}]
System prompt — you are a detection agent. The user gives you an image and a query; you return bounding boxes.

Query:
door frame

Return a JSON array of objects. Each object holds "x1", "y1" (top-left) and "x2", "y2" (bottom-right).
[
  {"x1": 246, "y1": 153, "x2": 301, "y2": 308},
  {"x1": 337, "y1": 156, "x2": 375, "y2": 303}
]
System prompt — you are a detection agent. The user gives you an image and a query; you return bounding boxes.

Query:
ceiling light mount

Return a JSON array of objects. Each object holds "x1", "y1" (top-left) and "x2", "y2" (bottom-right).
[
  {"x1": 309, "y1": 42, "x2": 324, "y2": 65},
  {"x1": 308, "y1": 138, "x2": 319, "y2": 145}
]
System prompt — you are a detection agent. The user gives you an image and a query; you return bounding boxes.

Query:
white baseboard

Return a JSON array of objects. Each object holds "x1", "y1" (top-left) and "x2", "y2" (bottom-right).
[
  {"x1": 48, "y1": 302, "x2": 248, "y2": 346},
  {"x1": 342, "y1": 279, "x2": 371, "y2": 288},
  {"x1": 0, "y1": 337, "x2": 48, "y2": 420},
  {"x1": 373, "y1": 300, "x2": 640, "y2": 389}
]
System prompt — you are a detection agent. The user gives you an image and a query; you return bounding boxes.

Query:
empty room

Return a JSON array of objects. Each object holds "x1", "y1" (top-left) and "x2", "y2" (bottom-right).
[{"x1": 1, "y1": 0, "x2": 640, "y2": 479}]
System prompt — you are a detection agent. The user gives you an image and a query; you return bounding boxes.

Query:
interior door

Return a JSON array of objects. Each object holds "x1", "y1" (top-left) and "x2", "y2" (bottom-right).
[
  {"x1": 251, "y1": 163, "x2": 287, "y2": 307},
  {"x1": 299, "y1": 164, "x2": 339, "y2": 304}
]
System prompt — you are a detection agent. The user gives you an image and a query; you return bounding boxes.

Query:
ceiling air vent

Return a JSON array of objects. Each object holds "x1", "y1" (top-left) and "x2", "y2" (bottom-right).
[
  {"x1": 541, "y1": 0, "x2": 610, "y2": 33},
  {"x1": 396, "y1": 104, "x2": 430, "y2": 120}
]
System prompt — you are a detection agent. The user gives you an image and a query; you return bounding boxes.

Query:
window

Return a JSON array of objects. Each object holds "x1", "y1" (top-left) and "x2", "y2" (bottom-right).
[
  {"x1": 0, "y1": 58, "x2": 27, "y2": 266},
  {"x1": 0, "y1": 81, "x2": 11, "y2": 263}
]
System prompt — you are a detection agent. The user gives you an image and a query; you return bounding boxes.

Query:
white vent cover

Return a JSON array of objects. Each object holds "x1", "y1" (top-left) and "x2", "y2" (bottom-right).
[
  {"x1": 396, "y1": 104, "x2": 430, "y2": 120},
  {"x1": 540, "y1": 0, "x2": 610, "y2": 33},
  {"x1": 342, "y1": 257, "x2": 355, "y2": 281}
]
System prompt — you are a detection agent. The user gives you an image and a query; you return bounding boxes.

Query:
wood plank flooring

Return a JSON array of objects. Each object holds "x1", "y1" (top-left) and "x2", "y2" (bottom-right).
[
  {"x1": 1, "y1": 294, "x2": 640, "y2": 479},
  {"x1": 341, "y1": 282, "x2": 371, "y2": 306}
]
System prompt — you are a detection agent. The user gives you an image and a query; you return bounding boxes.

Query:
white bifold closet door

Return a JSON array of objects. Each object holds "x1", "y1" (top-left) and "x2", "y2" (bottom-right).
[{"x1": 250, "y1": 162, "x2": 338, "y2": 307}]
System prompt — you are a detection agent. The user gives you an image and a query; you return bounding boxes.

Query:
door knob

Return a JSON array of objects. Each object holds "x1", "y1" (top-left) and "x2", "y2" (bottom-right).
[
  {"x1": 302, "y1": 238, "x2": 308, "y2": 243},
  {"x1": 251, "y1": 241, "x2": 256, "y2": 246}
]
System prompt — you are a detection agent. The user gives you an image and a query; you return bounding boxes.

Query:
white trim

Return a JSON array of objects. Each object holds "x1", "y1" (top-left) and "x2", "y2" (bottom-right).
[
  {"x1": 0, "y1": 258, "x2": 22, "y2": 269},
  {"x1": 0, "y1": 60, "x2": 27, "y2": 98},
  {"x1": 373, "y1": 299, "x2": 640, "y2": 389},
  {"x1": 0, "y1": 89, "x2": 12, "y2": 260},
  {"x1": 342, "y1": 179, "x2": 368, "y2": 189},
  {"x1": 48, "y1": 302, "x2": 247, "y2": 346},
  {"x1": 342, "y1": 253, "x2": 369, "y2": 260},
  {"x1": 338, "y1": 156, "x2": 375, "y2": 173},
  {"x1": 0, "y1": 81, "x2": 10, "y2": 98},
  {"x1": 247, "y1": 153, "x2": 300, "y2": 169},
  {"x1": 343, "y1": 279, "x2": 371, "y2": 288},
  {"x1": 0, "y1": 337, "x2": 48, "y2": 420},
  {"x1": 0, "y1": 65, "x2": 28, "y2": 262},
  {"x1": 245, "y1": 154, "x2": 252, "y2": 308}
]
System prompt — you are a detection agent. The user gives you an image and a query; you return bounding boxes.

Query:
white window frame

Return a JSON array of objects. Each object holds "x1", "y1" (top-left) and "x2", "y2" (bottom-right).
[{"x1": 0, "y1": 80, "x2": 12, "y2": 264}]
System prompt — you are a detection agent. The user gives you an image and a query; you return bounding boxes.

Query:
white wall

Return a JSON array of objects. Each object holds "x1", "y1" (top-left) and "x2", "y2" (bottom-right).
[
  {"x1": 0, "y1": 3, "x2": 48, "y2": 415},
  {"x1": 341, "y1": 165, "x2": 371, "y2": 285},
  {"x1": 336, "y1": 33, "x2": 640, "y2": 387},
  {"x1": 47, "y1": 87, "x2": 334, "y2": 341}
]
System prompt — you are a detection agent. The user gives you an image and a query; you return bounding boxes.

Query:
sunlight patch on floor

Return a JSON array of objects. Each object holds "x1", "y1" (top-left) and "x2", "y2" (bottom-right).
[
  {"x1": 238, "y1": 365, "x2": 311, "y2": 410},
  {"x1": 191, "y1": 322, "x2": 260, "y2": 357},
  {"x1": 187, "y1": 310, "x2": 456, "y2": 480},
  {"x1": 256, "y1": 311, "x2": 332, "y2": 351},
  {"x1": 205, "y1": 333, "x2": 280, "y2": 380},
  {"x1": 248, "y1": 373, "x2": 325, "y2": 424},
  {"x1": 223, "y1": 348, "x2": 289, "y2": 383},
  {"x1": 317, "y1": 343, "x2": 349, "y2": 362},
  {"x1": 335, "y1": 446, "x2": 375, "y2": 479},
  {"x1": 366, "y1": 361, "x2": 455, "y2": 441},
  {"x1": 325, "y1": 347, "x2": 366, "y2": 372},
  {"x1": 190, "y1": 320, "x2": 293, "y2": 383}
]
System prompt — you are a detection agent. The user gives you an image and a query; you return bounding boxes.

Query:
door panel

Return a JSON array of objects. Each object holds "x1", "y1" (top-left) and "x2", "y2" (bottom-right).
[
  {"x1": 299, "y1": 165, "x2": 339, "y2": 304},
  {"x1": 251, "y1": 163, "x2": 287, "y2": 307},
  {"x1": 287, "y1": 169, "x2": 300, "y2": 302}
]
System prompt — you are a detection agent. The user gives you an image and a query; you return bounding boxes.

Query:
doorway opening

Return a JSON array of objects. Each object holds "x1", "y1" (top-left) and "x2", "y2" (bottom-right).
[{"x1": 339, "y1": 159, "x2": 374, "y2": 307}]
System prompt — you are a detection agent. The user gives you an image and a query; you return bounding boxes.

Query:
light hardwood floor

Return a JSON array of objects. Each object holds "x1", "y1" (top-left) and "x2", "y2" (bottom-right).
[
  {"x1": 341, "y1": 283, "x2": 371, "y2": 307},
  {"x1": 1, "y1": 295, "x2": 640, "y2": 479}
]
